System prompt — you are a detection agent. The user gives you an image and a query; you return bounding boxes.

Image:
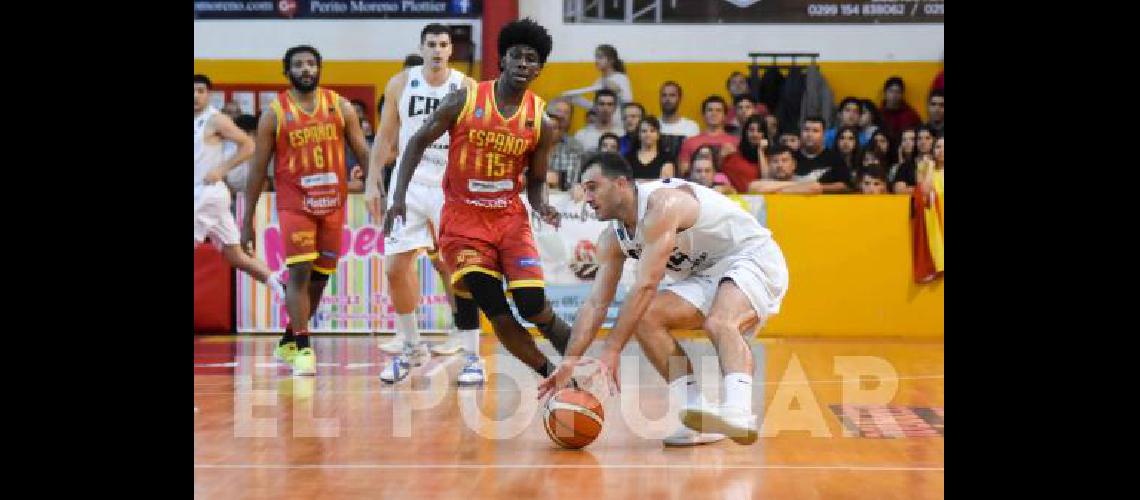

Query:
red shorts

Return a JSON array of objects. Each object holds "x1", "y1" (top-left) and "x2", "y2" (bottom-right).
[
  {"x1": 439, "y1": 201, "x2": 544, "y2": 296},
  {"x1": 278, "y1": 208, "x2": 344, "y2": 275}
]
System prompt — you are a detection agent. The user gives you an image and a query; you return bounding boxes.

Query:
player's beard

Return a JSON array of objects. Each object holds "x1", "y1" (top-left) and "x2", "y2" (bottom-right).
[{"x1": 289, "y1": 72, "x2": 320, "y2": 93}]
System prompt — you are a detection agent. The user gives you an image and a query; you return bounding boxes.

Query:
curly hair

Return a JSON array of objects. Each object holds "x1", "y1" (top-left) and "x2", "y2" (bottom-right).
[{"x1": 497, "y1": 18, "x2": 553, "y2": 65}]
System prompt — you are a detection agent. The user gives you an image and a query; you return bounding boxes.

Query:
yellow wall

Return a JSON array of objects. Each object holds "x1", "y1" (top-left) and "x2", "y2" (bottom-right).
[
  {"x1": 762, "y1": 194, "x2": 943, "y2": 337},
  {"x1": 194, "y1": 59, "x2": 942, "y2": 132}
]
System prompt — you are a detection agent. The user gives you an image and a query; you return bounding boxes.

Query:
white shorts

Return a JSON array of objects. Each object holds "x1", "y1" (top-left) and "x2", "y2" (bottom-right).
[
  {"x1": 663, "y1": 238, "x2": 789, "y2": 329},
  {"x1": 385, "y1": 181, "x2": 444, "y2": 255},
  {"x1": 193, "y1": 182, "x2": 240, "y2": 250}
]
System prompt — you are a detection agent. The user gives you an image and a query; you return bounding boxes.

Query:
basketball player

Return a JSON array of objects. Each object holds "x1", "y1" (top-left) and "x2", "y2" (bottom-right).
[
  {"x1": 241, "y1": 45, "x2": 372, "y2": 376},
  {"x1": 538, "y1": 152, "x2": 790, "y2": 446},
  {"x1": 383, "y1": 18, "x2": 574, "y2": 384},
  {"x1": 364, "y1": 24, "x2": 484, "y2": 384},
  {"x1": 194, "y1": 74, "x2": 284, "y2": 300}
]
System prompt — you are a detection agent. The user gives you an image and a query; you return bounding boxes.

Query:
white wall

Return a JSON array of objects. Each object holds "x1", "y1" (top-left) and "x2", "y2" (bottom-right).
[{"x1": 194, "y1": 3, "x2": 943, "y2": 62}]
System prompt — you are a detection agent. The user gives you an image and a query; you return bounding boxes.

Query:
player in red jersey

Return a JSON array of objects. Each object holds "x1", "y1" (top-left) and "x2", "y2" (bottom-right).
[
  {"x1": 383, "y1": 19, "x2": 574, "y2": 382},
  {"x1": 242, "y1": 45, "x2": 372, "y2": 375}
]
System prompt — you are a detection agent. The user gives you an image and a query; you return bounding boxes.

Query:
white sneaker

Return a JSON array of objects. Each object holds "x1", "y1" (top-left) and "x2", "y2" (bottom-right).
[
  {"x1": 379, "y1": 354, "x2": 412, "y2": 384},
  {"x1": 457, "y1": 355, "x2": 485, "y2": 386},
  {"x1": 679, "y1": 404, "x2": 759, "y2": 445},
  {"x1": 431, "y1": 334, "x2": 463, "y2": 356},
  {"x1": 407, "y1": 343, "x2": 431, "y2": 367},
  {"x1": 378, "y1": 335, "x2": 405, "y2": 354},
  {"x1": 663, "y1": 426, "x2": 726, "y2": 447}
]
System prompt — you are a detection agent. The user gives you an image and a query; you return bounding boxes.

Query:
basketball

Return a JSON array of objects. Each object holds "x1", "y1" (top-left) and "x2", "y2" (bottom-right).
[{"x1": 543, "y1": 388, "x2": 604, "y2": 449}]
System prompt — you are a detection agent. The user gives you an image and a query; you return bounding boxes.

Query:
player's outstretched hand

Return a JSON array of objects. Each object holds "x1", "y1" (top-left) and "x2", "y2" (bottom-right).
[
  {"x1": 598, "y1": 347, "x2": 621, "y2": 395},
  {"x1": 382, "y1": 202, "x2": 406, "y2": 237},
  {"x1": 537, "y1": 358, "x2": 580, "y2": 400},
  {"x1": 537, "y1": 203, "x2": 561, "y2": 229}
]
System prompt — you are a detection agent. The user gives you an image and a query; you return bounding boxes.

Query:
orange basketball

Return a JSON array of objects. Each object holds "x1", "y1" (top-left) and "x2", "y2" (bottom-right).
[{"x1": 543, "y1": 388, "x2": 604, "y2": 449}]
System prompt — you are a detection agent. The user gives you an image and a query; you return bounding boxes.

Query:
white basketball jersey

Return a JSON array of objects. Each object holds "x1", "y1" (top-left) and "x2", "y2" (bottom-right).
[
  {"x1": 612, "y1": 178, "x2": 772, "y2": 279},
  {"x1": 194, "y1": 106, "x2": 222, "y2": 200},
  {"x1": 394, "y1": 66, "x2": 468, "y2": 187}
]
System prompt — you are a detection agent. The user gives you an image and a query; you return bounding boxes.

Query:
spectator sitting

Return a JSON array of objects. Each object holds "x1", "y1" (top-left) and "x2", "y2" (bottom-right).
[
  {"x1": 926, "y1": 89, "x2": 944, "y2": 136},
  {"x1": 869, "y1": 129, "x2": 894, "y2": 165},
  {"x1": 724, "y1": 71, "x2": 755, "y2": 129},
  {"x1": 562, "y1": 43, "x2": 633, "y2": 109},
  {"x1": 721, "y1": 115, "x2": 770, "y2": 194},
  {"x1": 350, "y1": 98, "x2": 374, "y2": 140},
  {"x1": 889, "y1": 127, "x2": 918, "y2": 193},
  {"x1": 796, "y1": 116, "x2": 851, "y2": 193},
  {"x1": 677, "y1": 95, "x2": 740, "y2": 177},
  {"x1": 860, "y1": 99, "x2": 883, "y2": 145},
  {"x1": 688, "y1": 146, "x2": 734, "y2": 194},
  {"x1": 825, "y1": 96, "x2": 870, "y2": 149},
  {"x1": 779, "y1": 127, "x2": 802, "y2": 153},
  {"x1": 618, "y1": 102, "x2": 645, "y2": 156},
  {"x1": 598, "y1": 132, "x2": 622, "y2": 154},
  {"x1": 880, "y1": 76, "x2": 923, "y2": 140},
  {"x1": 623, "y1": 115, "x2": 676, "y2": 181},
  {"x1": 574, "y1": 88, "x2": 625, "y2": 152},
  {"x1": 748, "y1": 145, "x2": 823, "y2": 194},
  {"x1": 834, "y1": 125, "x2": 864, "y2": 186},
  {"x1": 222, "y1": 101, "x2": 242, "y2": 119},
  {"x1": 657, "y1": 81, "x2": 700, "y2": 158},
  {"x1": 764, "y1": 114, "x2": 781, "y2": 148},
  {"x1": 728, "y1": 94, "x2": 762, "y2": 136},
  {"x1": 923, "y1": 135, "x2": 944, "y2": 193},
  {"x1": 546, "y1": 99, "x2": 585, "y2": 191},
  {"x1": 860, "y1": 164, "x2": 890, "y2": 194},
  {"x1": 892, "y1": 125, "x2": 937, "y2": 194}
]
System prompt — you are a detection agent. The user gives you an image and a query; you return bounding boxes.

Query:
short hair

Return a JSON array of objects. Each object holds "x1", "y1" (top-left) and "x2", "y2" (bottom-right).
[
  {"x1": 862, "y1": 164, "x2": 888, "y2": 182},
  {"x1": 779, "y1": 126, "x2": 801, "y2": 138},
  {"x1": 726, "y1": 71, "x2": 747, "y2": 91},
  {"x1": 349, "y1": 99, "x2": 367, "y2": 111},
  {"x1": 838, "y1": 96, "x2": 862, "y2": 112},
  {"x1": 193, "y1": 74, "x2": 212, "y2": 89},
  {"x1": 234, "y1": 114, "x2": 258, "y2": 132},
  {"x1": 734, "y1": 94, "x2": 756, "y2": 106},
  {"x1": 595, "y1": 88, "x2": 618, "y2": 104},
  {"x1": 801, "y1": 116, "x2": 825, "y2": 129},
  {"x1": 929, "y1": 88, "x2": 944, "y2": 102},
  {"x1": 580, "y1": 151, "x2": 633, "y2": 181},
  {"x1": 403, "y1": 54, "x2": 424, "y2": 68},
  {"x1": 701, "y1": 95, "x2": 728, "y2": 113},
  {"x1": 598, "y1": 132, "x2": 622, "y2": 149},
  {"x1": 689, "y1": 144, "x2": 721, "y2": 172},
  {"x1": 420, "y1": 23, "x2": 451, "y2": 43},
  {"x1": 283, "y1": 45, "x2": 322, "y2": 71},
  {"x1": 497, "y1": 18, "x2": 553, "y2": 65},
  {"x1": 660, "y1": 80, "x2": 682, "y2": 97},
  {"x1": 622, "y1": 102, "x2": 646, "y2": 115},
  {"x1": 767, "y1": 144, "x2": 794, "y2": 158},
  {"x1": 883, "y1": 76, "x2": 905, "y2": 92}
]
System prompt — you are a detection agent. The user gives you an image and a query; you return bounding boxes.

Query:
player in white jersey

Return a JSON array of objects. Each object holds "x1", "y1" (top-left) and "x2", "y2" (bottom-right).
[
  {"x1": 538, "y1": 152, "x2": 789, "y2": 446},
  {"x1": 194, "y1": 74, "x2": 284, "y2": 299},
  {"x1": 364, "y1": 24, "x2": 485, "y2": 385}
]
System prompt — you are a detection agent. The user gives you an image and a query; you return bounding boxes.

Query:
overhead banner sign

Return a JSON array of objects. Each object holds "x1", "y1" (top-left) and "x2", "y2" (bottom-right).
[
  {"x1": 563, "y1": 0, "x2": 944, "y2": 24},
  {"x1": 194, "y1": 0, "x2": 481, "y2": 20}
]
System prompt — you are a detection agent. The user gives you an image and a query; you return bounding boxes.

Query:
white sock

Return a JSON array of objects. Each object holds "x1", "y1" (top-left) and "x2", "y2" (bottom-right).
[
  {"x1": 396, "y1": 313, "x2": 418, "y2": 348},
  {"x1": 669, "y1": 374, "x2": 706, "y2": 409},
  {"x1": 723, "y1": 373, "x2": 753, "y2": 413},
  {"x1": 461, "y1": 329, "x2": 481, "y2": 357}
]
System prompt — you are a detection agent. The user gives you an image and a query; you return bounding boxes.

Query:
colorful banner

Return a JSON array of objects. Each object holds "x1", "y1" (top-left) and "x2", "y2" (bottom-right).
[
  {"x1": 236, "y1": 193, "x2": 453, "y2": 333},
  {"x1": 563, "y1": 0, "x2": 944, "y2": 24},
  {"x1": 236, "y1": 191, "x2": 768, "y2": 332},
  {"x1": 193, "y1": 0, "x2": 481, "y2": 20}
]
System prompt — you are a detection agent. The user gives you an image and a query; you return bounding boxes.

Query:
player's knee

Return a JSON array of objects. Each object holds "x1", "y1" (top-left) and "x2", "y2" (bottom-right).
[
  {"x1": 702, "y1": 315, "x2": 737, "y2": 339},
  {"x1": 462, "y1": 272, "x2": 511, "y2": 318},
  {"x1": 453, "y1": 295, "x2": 480, "y2": 330},
  {"x1": 511, "y1": 287, "x2": 548, "y2": 321},
  {"x1": 384, "y1": 253, "x2": 414, "y2": 279},
  {"x1": 287, "y1": 262, "x2": 314, "y2": 286}
]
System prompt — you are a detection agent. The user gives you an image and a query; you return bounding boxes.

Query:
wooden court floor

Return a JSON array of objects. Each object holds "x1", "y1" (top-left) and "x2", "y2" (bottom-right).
[{"x1": 194, "y1": 334, "x2": 944, "y2": 499}]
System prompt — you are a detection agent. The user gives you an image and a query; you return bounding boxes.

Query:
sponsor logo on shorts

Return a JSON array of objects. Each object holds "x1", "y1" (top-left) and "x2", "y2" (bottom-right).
[
  {"x1": 456, "y1": 249, "x2": 482, "y2": 266},
  {"x1": 464, "y1": 198, "x2": 509, "y2": 209},
  {"x1": 517, "y1": 257, "x2": 541, "y2": 268},
  {"x1": 291, "y1": 230, "x2": 316, "y2": 249},
  {"x1": 301, "y1": 172, "x2": 338, "y2": 188},
  {"x1": 305, "y1": 196, "x2": 340, "y2": 211},
  {"x1": 468, "y1": 179, "x2": 514, "y2": 193}
]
